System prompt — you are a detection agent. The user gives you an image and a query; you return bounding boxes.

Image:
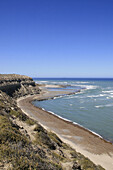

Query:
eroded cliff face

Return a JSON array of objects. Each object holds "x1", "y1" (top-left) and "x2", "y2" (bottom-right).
[
  {"x1": 0, "y1": 74, "x2": 40, "y2": 98},
  {"x1": 0, "y1": 74, "x2": 104, "y2": 170}
]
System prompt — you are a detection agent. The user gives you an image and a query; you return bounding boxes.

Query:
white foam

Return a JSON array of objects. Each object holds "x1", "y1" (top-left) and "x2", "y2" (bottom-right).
[
  {"x1": 38, "y1": 107, "x2": 105, "y2": 140},
  {"x1": 48, "y1": 111, "x2": 72, "y2": 123},
  {"x1": 102, "y1": 90, "x2": 113, "y2": 98},
  {"x1": 84, "y1": 85, "x2": 98, "y2": 90},
  {"x1": 95, "y1": 105, "x2": 102, "y2": 108},
  {"x1": 72, "y1": 84, "x2": 98, "y2": 90},
  {"x1": 50, "y1": 81, "x2": 68, "y2": 85},
  {"x1": 95, "y1": 103, "x2": 113, "y2": 108},
  {"x1": 87, "y1": 94, "x2": 106, "y2": 98},
  {"x1": 42, "y1": 108, "x2": 45, "y2": 111},
  {"x1": 99, "y1": 94, "x2": 106, "y2": 97},
  {"x1": 39, "y1": 81, "x2": 48, "y2": 83},
  {"x1": 48, "y1": 111, "x2": 55, "y2": 114},
  {"x1": 87, "y1": 95, "x2": 98, "y2": 98},
  {"x1": 73, "y1": 122, "x2": 103, "y2": 139},
  {"x1": 53, "y1": 96, "x2": 63, "y2": 99},
  {"x1": 89, "y1": 131, "x2": 103, "y2": 138},
  {"x1": 102, "y1": 90, "x2": 113, "y2": 93},
  {"x1": 73, "y1": 122, "x2": 78, "y2": 125},
  {"x1": 36, "y1": 81, "x2": 48, "y2": 84},
  {"x1": 65, "y1": 96, "x2": 78, "y2": 99},
  {"x1": 75, "y1": 81, "x2": 90, "y2": 84}
]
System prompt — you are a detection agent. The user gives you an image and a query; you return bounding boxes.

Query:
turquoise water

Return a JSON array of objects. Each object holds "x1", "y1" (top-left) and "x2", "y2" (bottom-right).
[{"x1": 33, "y1": 78, "x2": 113, "y2": 143}]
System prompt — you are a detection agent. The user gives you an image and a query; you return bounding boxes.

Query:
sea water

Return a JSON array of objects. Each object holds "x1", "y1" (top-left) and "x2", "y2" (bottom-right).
[{"x1": 33, "y1": 78, "x2": 113, "y2": 143}]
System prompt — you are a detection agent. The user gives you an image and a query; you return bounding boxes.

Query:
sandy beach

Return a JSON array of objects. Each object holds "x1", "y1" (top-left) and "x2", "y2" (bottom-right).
[{"x1": 17, "y1": 89, "x2": 113, "y2": 170}]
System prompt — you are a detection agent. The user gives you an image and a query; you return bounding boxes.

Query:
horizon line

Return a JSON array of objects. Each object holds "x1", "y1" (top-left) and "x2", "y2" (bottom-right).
[{"x1": 32, "y1": 77, "x2": 113, "y2": 79}]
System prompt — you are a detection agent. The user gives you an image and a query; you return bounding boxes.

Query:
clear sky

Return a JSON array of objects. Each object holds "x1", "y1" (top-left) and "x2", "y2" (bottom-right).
[{"x1": 0, "y1": 0, "x2": 113, "y2": 78}]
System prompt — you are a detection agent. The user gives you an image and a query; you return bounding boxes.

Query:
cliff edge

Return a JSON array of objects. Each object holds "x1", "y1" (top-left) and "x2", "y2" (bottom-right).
[
  {"x1": 0, "y1": 74, "x2": 104, "y2": 170},
  {"x1": 0, "y1": 74, "x2": 40, "y2": 98}
]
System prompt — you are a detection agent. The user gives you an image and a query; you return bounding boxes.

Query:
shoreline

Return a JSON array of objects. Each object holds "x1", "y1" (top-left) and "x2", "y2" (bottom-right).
[
  {"x1": 17, "y1": 90, "x2": 113, "y2": 170},
  {"x1": 32, "y1": 94, "x2": 111, "y2": 143},
  {"x1": 32, "y1": 89, "x2": 112, "y2": 144},
  {"x1": 33, "y1": 103, "x2": 113, "y2": 146},
  {"x1": 38, "y1": 108, "x2": 105, "y2": 141}
]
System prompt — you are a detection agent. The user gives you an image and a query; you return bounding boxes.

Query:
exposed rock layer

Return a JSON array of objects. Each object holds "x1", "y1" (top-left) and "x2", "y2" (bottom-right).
[
  {"x1": 0, "y1": 74, "x2": 104, "y2": 170},
  {"x1": 0, "y1": 74, "x2": 40, "y2": 98}
]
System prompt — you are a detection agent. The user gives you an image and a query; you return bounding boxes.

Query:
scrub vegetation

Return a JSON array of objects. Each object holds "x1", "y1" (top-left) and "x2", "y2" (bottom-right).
[{"x1": 0, "y1": 90, "x2": 104, "y2": 170}]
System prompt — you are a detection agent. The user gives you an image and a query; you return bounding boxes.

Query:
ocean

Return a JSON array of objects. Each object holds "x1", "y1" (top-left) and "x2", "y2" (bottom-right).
[{"x1": 33, "y1": 78, "x2": 113, "y2": 143}]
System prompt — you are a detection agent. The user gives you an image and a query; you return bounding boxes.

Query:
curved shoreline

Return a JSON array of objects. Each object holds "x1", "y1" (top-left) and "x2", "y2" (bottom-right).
[
  {"x1": 33, "y1": 103, "x2": 112, "y2": 145},
  {"x1": 33, "y1": 94, "x2": 108, "y2": 142},
  {"x1": 17, "y1": 90, "x2": 113, "y2": 170},
  {"x1": 36, "y1": 107, "x2": 104, "y2": 140},
  {"x1": 32, "y1": 92, "x2": 113, "y2": 144}
]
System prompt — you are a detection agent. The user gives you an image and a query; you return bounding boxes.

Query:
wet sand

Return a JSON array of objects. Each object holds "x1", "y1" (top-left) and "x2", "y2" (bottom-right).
[{"x1": 17, "y1": 90, "x2": 113, "y2": 170}]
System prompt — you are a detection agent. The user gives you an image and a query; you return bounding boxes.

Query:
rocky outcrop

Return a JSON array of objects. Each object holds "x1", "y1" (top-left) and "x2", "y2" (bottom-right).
[
  {"x1": 0, "y1": 74, "x2": 40, "y2": 98},
  {"x1": 0, "y1": 74, "x2": 105, "y2": 169}
]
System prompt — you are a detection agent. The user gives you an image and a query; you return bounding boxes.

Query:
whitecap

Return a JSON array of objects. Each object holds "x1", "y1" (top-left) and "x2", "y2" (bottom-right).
[
  {"x1": 64, "y1": 96, "x2": 79, "y2": 99},
  {"x1": 87, "y1": 94, "x2": 107, "y2": 98},
  {"x1": 95, "y1": 103, "x2": 113, "y2": 108},
  {"x1": 36, "y1": 81, "x2": 48, "y2": 84},
  {"x1": 40, "y1": 81, "x2": 48, "y2": 83},
  {"x1": 102, "y1": 90, "x2": 113, "y2": 93},
  {"x1": 99, "y1": 94, "x2": 106, "y2": 97},
  {"x1": 50, "y1": 81, "x2": 68, "y2": 85},
  {"x1": 72, "y1": 84, "x2": 99, "y2": 90},
  {"x1": 75, "y1": 81, "x2": 90, "y2": 84},
  {"x1": 85, "y1": 85, "x2": 99, "y2": 90},
  {"x1": 95, "y1": 105, "x2": 102, "y2": 108},
  {"x1": 87, "y1": 95, "x2": 99, "y2": 98}
]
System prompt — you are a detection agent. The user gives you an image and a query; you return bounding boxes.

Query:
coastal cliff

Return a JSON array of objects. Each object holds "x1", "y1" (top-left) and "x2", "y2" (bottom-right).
[
  {"x1": 0, "y1": 74, "x2": 104, "y2": 170},
  {"x1": 0, "y1": 74, "x2": 40, "y2": 98}
]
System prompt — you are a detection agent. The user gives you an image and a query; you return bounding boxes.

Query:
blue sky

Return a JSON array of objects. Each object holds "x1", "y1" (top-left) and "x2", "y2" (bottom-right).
[{"x1": 0, "y1": 0, "x2": 113, "y2": 78}]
